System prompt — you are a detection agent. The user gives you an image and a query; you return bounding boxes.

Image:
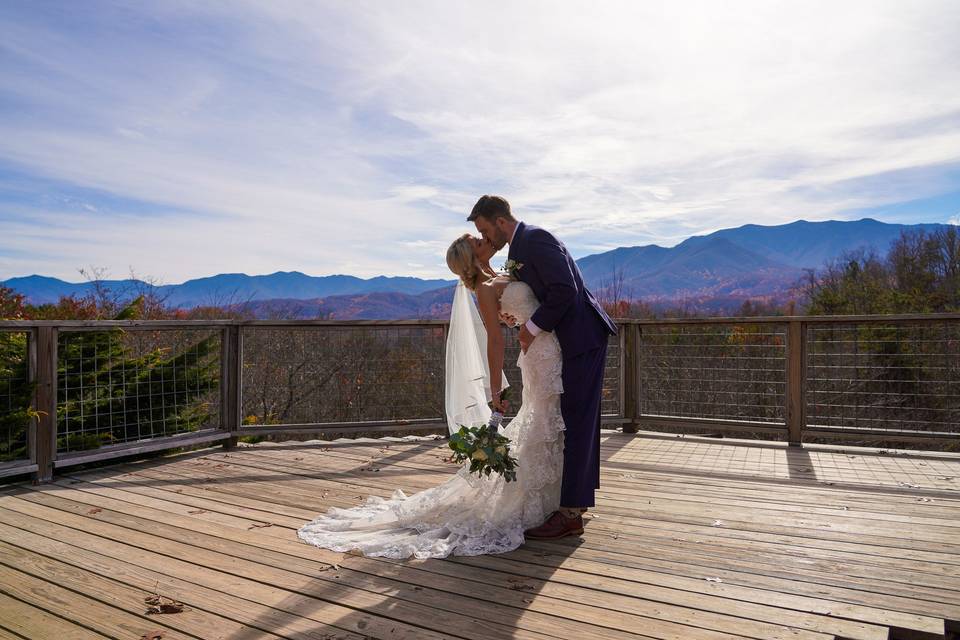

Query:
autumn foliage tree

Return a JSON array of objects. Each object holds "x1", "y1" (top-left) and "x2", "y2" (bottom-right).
[{"x1": 801, "y1": 226, "x2": 960, "y2": 315}]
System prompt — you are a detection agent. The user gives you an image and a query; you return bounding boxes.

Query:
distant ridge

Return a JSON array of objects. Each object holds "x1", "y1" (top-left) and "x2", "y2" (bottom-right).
[
  {"x1": 3, "y1": 217, "x2": 954, "y2": 317},
  {"x1": 1, "y1": 271, "x2": 457, "y2": 307},
  {"x1": 577, "y1": 217, "x2": 951, "y2": 300},
  {"x1": 240, "y1": 286, "x2": 456, "y2": 320},
  {"x1": 693, "y1": 217, "x2": 947, "y2": 268}
]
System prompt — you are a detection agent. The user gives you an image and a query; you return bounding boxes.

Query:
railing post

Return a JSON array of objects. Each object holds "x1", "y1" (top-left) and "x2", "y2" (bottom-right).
[
  {"x1": 621, "y1": 322, "x2": 640, "y2": 434},
  {"x1": 221, "y1": 324, "x2": 242, "y2": 449},
  {"x1": 785, "y1": 320, "x2": 807, "y2": 446},
  {"x1": 27, "y1": 329, "x2": 37, "y2": 473},
  {"x1": 32, "y1": 326, "x2": 57, "y2": 483}
]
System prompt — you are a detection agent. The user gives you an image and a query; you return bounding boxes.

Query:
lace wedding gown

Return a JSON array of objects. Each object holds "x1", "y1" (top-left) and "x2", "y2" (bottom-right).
[{"x1": 297, "y1": 281, "x2": 565, "y2": 559}]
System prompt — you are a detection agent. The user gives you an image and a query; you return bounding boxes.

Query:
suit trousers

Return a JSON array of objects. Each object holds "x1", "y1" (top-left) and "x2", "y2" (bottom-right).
[{"x1": 558, "y1": 341, "x2": 608, "y2": 508}]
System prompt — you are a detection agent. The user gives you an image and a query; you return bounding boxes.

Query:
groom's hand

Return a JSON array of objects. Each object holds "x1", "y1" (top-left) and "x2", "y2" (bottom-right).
[{"x1": 518, "y1": 324, "x2": 535, "y2": 354}]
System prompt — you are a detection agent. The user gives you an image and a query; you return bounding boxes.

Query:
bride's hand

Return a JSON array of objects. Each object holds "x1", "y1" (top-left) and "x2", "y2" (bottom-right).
[
  {"x1": 492, "y1": 395, "x2": 510, "y2": 414},
  {"x1": 499, "y1": 311, "x2": 518, "y2": 326}
]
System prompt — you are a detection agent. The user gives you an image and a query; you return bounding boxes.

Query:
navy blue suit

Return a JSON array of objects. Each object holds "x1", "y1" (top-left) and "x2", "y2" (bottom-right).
[{"x1": 508, "y1": 222, "x2": 617, "y2": 507}]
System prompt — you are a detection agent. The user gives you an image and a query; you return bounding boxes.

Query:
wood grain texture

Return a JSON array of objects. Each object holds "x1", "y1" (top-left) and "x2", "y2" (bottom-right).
[{"x1": 1, "y1": 432, "x2": 959, "y2": 640}]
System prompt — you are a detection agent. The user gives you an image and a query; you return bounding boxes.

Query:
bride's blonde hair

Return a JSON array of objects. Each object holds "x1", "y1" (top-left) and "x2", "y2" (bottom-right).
[{"x1": 446, "y1": 234, "x2": 483, "y2": 291}]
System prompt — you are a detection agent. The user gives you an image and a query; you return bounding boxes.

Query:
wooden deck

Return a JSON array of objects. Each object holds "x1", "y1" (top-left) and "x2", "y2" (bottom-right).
[{"x1": 1, "y1": 432, "x2": 959, "y2": 640}]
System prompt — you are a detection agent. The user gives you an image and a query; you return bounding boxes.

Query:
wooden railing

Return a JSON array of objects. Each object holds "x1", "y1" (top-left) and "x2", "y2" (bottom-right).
[
  {"x1": 621, "y1": 313, "x2": 960, "y2": 445},
  {"x1": 1, "y1": 312, "x2": 957, "y2": 482}
]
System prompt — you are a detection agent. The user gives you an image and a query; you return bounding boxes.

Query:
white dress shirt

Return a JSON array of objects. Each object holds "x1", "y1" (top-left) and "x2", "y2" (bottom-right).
[{"x1": 506, "y1": 222, "x2": 542, "y2": 337}]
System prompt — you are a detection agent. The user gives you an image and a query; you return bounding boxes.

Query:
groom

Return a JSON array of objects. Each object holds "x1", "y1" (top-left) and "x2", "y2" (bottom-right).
[{"x1": 469, "y1": 195, "x2": 617, "y2": 539}]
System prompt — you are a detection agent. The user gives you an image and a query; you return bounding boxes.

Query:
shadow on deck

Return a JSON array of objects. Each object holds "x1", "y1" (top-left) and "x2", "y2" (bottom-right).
[{"x1": 1, "y1": 431, "x2": 959, "y2": 640}]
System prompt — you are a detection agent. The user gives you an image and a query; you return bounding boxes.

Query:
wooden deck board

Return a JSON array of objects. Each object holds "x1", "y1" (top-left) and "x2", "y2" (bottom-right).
[
  {"x1": 0, "y1": 625, "x2": 27, "y2": 640},
  {"x1": 0, "y1": 561, "x2": 197, "y2": 640},
  {"x1": 2, "y1": 432, "x2": 960, "y2": 640},
  {"x1": 0, "y1": 591, "x2": 107, "y2": 640}
]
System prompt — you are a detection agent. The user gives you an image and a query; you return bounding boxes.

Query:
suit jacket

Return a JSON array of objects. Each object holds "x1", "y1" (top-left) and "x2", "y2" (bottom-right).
[{"x1": 507, "y1": 222, "x2": 617, "y2": 359}]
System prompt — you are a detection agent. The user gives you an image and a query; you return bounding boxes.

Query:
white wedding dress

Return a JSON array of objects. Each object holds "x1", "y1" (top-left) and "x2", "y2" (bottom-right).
[{"x1": 297, "y1": 281, "x2": 565, "y2": 558}]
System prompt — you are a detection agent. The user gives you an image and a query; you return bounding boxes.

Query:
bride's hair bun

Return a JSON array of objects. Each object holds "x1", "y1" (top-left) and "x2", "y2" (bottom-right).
[{"x1": 446, "y1": 234, "x2": 482, "y2": 291}]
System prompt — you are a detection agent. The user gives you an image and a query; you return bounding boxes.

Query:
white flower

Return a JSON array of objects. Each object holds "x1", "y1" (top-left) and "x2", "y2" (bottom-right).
[{"x1": 502, "y1": 259, "x2": 524, "y2": 280}]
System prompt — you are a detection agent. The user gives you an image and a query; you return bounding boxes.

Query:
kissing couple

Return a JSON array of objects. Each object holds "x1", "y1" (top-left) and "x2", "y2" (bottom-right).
[{"x1": 298, "y1": 195, "x2": 616, "y2": 559}]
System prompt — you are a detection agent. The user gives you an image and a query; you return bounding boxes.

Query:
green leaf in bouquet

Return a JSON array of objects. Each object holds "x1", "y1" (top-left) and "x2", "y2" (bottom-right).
[{"x1": 448, "y1": 422, "x2": 520, "y2": 483}]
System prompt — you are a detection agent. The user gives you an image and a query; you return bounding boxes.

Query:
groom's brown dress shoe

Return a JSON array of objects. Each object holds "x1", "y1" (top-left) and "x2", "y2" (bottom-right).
[{"x1": 524, "y1": 510, "x2": 584, "y2": 539}]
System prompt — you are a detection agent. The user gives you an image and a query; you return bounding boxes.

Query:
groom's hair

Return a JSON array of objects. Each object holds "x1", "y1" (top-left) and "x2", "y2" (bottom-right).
[{"x1": 467, "y1": 195, "x2": 515, "y2": 222}]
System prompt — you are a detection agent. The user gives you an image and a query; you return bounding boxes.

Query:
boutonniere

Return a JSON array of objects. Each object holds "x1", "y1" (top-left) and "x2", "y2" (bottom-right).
[{"x1": 502, "y1": 259, "x2": 524, "y2": 280}]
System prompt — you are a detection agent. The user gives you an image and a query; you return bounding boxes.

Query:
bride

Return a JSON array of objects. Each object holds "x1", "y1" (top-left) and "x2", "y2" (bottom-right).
[{"x1": 296, "y1": 233, "x2": 567, "y2": 559}]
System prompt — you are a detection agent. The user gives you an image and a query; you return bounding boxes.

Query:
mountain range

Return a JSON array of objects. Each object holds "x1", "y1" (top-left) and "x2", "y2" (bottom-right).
[
  {"x1": 3, "y1": 218, "x2": 952, "y2": 318},
  {"x1": 577, "y1": 218, "x2": 949, "y2": 301},
  {"x1": 1, "y1": 272, "x2": 455, "y2": 309}
]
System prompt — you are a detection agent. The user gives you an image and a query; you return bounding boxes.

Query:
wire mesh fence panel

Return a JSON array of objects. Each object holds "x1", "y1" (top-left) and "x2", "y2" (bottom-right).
[
  {"x1": 603, "y1": 333, "x2": 622, "y2": 416},
  {"x1": 0, "y1": 331, "x2": 31, "y2": 463},
  {"x1": 241, "y1": 324, "x2": 619, "y2": 428},
  {"x1": 501, "y1": 328, "x2": 621, "y2": 418},
  {"x1": 57, "y1": 328, "x2": 221, "y2": 453},
  {"x1": 638, "y1": 323, "x2": 787, "y2": 427},
  {"x1": 501, "y1": 326, "x2": 522, "y2": 417},
  {"x1": 806, "y1": 321, "x2": 960, "y2": 436},
  {"x1": 240, "y1": 325, "x2": 446, "y2": 426}
]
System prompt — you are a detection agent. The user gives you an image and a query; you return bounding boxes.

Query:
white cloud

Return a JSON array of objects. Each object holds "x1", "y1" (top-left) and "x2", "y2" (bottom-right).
[{"x1": 1, "y1": 0, "x2": 959, "y2": 281}]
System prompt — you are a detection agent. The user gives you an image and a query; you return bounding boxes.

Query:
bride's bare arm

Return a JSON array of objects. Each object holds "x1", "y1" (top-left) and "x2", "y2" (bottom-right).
[{"x1": 476, "y1": 281, "x2": 506, "y2": 411}]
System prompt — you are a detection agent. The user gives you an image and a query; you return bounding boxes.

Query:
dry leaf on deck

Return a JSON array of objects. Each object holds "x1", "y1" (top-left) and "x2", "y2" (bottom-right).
[
  {"x1": 145, "y1": 594, "x2": 185, "y2": 615},
  {"x1": 507, "y1": 577, "x2": 535, "y2": 592}
]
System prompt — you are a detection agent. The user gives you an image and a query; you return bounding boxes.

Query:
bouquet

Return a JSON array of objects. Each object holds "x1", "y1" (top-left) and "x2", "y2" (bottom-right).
[{"x1": 448, "y1": 389, "x2": 519, "y2": 482}]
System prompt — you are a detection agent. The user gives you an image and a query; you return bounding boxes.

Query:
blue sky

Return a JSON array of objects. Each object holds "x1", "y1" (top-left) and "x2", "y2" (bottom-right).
[{"x1": 2, "y1": 0, "x2": 959, "y2": 283}]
